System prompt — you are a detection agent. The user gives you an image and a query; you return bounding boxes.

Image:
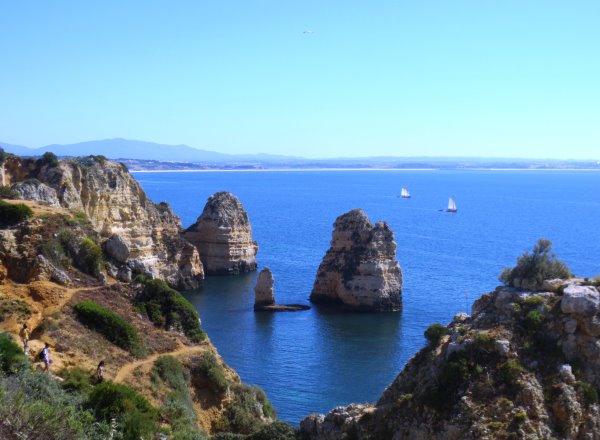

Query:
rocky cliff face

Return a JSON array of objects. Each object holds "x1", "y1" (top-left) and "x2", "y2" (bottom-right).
[
  {"x1": 2, "y1": 156, "x2": 203, "y2": 289},
  {"x1": 302, "y1": 278, "x2": 600, "y2": 440},
  {"x1": 183, "y1": 192, "x2": 258, "y2": 275},
  {"x1": 310, "y1": 209, "x2": 402, "y2": 311},
  {"x1": 254, "y1": 267, "x2": 275, "y2": 309}
]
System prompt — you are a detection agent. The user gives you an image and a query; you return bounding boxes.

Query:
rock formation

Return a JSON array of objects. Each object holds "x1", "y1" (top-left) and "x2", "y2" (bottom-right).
[
  {"x1": 254, "y1": 267, "x2": 275, "y2": 309},
  {"x1": 1, "y1": 155, "x2": 203, "y2": 289},
  {"x1": 253, "y1": 267, "x2": 310, "y2": 312},
  {"x1": 310, "y1": 209, "x2": 402, "y2": 311},
  {"x1": 301, "y1": 278, "x2": 600, "y2": 439},
  {"x1": 183, "y1": 192, "x2": 258, "y2": 275}
]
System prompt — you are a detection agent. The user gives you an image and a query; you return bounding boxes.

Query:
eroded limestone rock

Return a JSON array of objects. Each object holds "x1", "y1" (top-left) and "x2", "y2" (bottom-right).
[
  {"x1": 184, "y1": 192, "x2": 258, "y2": 275},
  {"x1": 254, "y1": 267, "x2": 275, "y2": 309},
  {"x1": 310, "y1": 209, "x2": 402, "y2": 311}
]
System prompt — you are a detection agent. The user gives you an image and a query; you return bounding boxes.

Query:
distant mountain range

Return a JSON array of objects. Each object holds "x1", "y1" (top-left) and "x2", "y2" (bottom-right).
[{"x1": 2, "y1": 138, "x2": 598, "y2": 170}]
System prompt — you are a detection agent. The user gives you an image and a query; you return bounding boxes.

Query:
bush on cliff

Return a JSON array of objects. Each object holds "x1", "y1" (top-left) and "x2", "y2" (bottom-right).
[
  {"x1": 0, "y1": 332, "x2": 29, "y2": 374},
  {"x1": 216, "y1": 384, "x2": 272, "y2": 435},
  {"x1": 137, "y1": 279, "x2": 206, "y2": 342},
  {"x1": 38, "y1": 151, "x2": 60, "y2": 167},
  {"x1": 425, "y1": 323, "x2": 448, "y2": 346},
  {"x1": 73, "y1": 300, "x2": 144, "y2": 356},
  {"x1": 76, "y1": 237, "x2": 104, "y2": 276},
  {"x1": 0, "y1": 185, "x2": 17, "y2": 199},
  {"x1": 191, "y1": 352, "x2": 229, "y2": 394},
  {"x1": 499, "y1": 239, "x2": 572, "y2": 288},
  {"x1": 88, "y1": 381, "x2": 159, "y2": 440},
  {"x1": 0, "y1": 200, "x2": 33, "y2": 227}
]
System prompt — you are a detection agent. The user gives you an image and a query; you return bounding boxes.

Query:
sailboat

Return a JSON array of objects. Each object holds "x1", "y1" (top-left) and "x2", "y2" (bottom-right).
[
  {"x1": 446, "y1": 197, "x2": 458, "y2": 213},
  {"x1": 400, "y1": 188, "x2": 411, "y2": 198}
]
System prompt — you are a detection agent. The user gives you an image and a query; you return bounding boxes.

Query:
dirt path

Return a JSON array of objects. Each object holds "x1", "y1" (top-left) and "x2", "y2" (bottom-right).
[{"x1": 114, "y1": 344, "x2": 207, "y2": 383}]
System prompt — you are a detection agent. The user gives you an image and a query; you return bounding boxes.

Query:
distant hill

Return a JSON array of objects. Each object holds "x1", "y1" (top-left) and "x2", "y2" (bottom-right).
[
  {"x1": 2, "y1": 138, "x2": 598, "y2": 170},
  {"x1": 0, "y1": 138, "x2": 303, "y2": 164}
]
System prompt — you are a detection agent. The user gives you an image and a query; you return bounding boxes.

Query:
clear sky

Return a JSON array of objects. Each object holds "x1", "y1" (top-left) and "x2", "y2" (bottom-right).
[{"x1": 1, "y1": 1, "x2": 598, "y2": 159}]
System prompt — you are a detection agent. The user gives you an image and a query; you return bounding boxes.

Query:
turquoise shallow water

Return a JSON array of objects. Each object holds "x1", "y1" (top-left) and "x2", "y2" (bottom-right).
[{"x1": 135, "y1": 170, "x2": 600, "y2": 423}]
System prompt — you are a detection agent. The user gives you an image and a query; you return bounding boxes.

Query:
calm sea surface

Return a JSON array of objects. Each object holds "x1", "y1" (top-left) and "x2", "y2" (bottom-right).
[{"x1": 135, "y1": 170, "x2": 600, "y2": 423}]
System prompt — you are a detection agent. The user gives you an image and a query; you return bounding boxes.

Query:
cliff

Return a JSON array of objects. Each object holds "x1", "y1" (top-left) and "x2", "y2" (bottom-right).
[
  {"x1": 1, "y1": 155, "x2": 203, "y2": 289},
  {"x1": 0, "y1": 200, "x2": 276, "y2": 438},
  {"x1": 184, "y1": 191, "x2": 258, "y2": 275},
  {"x1": 310, "y1": 209, "x2": 402, "y2": 311},
  {"x1": 301, "y1": 279, "x2": 600, "y2": 440}
]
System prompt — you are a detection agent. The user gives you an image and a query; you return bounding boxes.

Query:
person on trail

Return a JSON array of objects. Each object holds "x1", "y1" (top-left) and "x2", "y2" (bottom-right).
[
  {"x1": 42, "y1": 342, "x2": 51, "y2": 372},
  {"x1": 20, "y1": 324, "x2": 30, "y2": 354},
  {"x1": 96, "y1": 360, "x2": 105, "y2": 383}
]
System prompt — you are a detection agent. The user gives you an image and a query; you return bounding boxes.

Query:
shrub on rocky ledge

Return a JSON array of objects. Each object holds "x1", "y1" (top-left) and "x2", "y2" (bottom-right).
[
  {"x1": 137, "y1": 279, "x2": 206, "y2": 342},
  {"x1": 73, "y1": 300, "x2": 144, "y2": 356},
  {"x1": 424, "y1": 323, "x2": 448, "y2": 346},
  {"x1": 0, "y1": 200, "x2": 33, "y2": 227},
  {"x1": 499, "y1": 239, "x2": 572, "y2": 288}
]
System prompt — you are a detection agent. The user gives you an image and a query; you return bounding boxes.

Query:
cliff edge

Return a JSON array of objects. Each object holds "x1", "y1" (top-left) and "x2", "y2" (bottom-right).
[{"x1": 302, "y1": 278, "x2": 600, "y2": 439}]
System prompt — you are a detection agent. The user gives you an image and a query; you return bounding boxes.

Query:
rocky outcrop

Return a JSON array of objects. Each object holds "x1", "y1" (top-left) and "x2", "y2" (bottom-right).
[
  {"x1": 2, "y1": 156, "x2": 203, "y2": 289},
  {"x1": 253, "y1": 267, "x2": 310, "y2": 312},
  {"x1": 11, "y1": 179, "x2": 60, "y2": 207},
  {"x1": 254, "y1": 267, "x2": 275, "y2": 309},
  {"x1": 301, "y1": 279, "x2": 600, "y2": 440},
  {"x1": 183, "y1": 192, "x2": 257, "y2": 275},
  {"x1": 310, "y1": 209, "x2": 402, "y2": 311}
]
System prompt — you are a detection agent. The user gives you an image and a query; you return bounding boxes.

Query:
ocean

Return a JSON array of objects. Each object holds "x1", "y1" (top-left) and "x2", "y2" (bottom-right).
[{"x1": 135, "y1": 169, "x2": 600, "y2": 423}]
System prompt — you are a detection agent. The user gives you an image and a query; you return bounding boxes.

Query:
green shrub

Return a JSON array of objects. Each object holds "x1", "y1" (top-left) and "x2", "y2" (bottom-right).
[
  {"x1": 39, "y1": 151, "x2": 59, "y2": 167},
  {"x1": 424, "y1": 323, "x2": 448, "y2": 346},
  {"x1": 513, "y1": 411, "x2": 527, "y2": 424},
  {"x1": 0, "y1": 200, "x2": 33, "y2": 227},
  {"x1": 192, "y1": 352, "x2": 229, "y2": 394},
  {"x1": 498, "y1": 359, "x2": 523, "y2": 387},
  {"x1": 524, "y1": 310, "x2": 545, "y2": 331},
  {"x1": 579, "y1": 381, "x2": 599, "y2": 405},
  {"x1": 39, "y1": 237, "x2": 69, "y2": 267},
  {"x1": 217, "y1": 384, "x2": 269, "y2": 435},
  {"x1": 0, "y1": 369, "x2": 113, "y2": 439},
  {"x1": 61, "y1": 367, "x2": 93, "y2": 395},
  {"x1": 247, "y1": 421, "x2": 299, "y2": 440},
  {"x1": 89, "y1": 381, "x2": 159, "y2": 440},
  {"x1": 137, "y1": 279, "x2": 206, "y2": 342},
  {"x1": 211, "y1": 434, "x2": 245, "y2": 440},
  {"x1": 73, "y1": 300, "x2": 144, "y2": 355},
  {"x1": 499, "y1": 239, "x2": 572, "y2": 287},
  {"x1": 473, "y1": 332, "x2": 496, "y2": 350},
  {"x1": 521, "y1": 295, "x2": 545, "y2": 308},
  {"x1": 0, "y1": 332, "x2": 29, "y2": 374},
  {"x1": 0, "y1": 185, "x2": 17, "y2": 199},
  {"x1": 77, "y1": 237, "x2": 104, "y2": 276}
]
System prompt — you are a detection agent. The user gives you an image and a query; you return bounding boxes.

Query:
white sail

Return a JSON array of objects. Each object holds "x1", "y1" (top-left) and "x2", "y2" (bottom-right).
[
  {"x1": 447, "y1": 197, "x2": 457, "y2": 212},
  {"x1": 400, "y1": 188, "x2": 411, "y2": 198}
]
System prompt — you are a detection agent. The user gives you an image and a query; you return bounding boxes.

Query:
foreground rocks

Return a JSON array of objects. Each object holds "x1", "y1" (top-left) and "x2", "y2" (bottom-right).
[
  {"x1": 184, "y1": 192, "x2": 258, "y2": 275},
  {"x1": 310, "y1": 209, "x2": 402, "y2": 311},
  {"x1": 302, "y1": 278, "x2": 600, "y2": 439}
]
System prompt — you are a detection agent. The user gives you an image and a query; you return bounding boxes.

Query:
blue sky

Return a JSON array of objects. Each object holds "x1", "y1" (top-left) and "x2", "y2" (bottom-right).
[{"x1": 1, "y1": 1, "x2": 598, "y2": 159}]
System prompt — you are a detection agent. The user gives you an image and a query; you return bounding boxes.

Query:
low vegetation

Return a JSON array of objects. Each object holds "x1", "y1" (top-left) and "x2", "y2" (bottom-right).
[
  {"x1": 424, "y1": 323, "x2": 448, "y2": 346},
  {"x1": 499, "y1": 239, "x2": 572, "y2": 287},
  {"x1": 216, "y1": 384, "x2": 274, "y2": 435},
  {"x1": 0, "y1": 185, "x2": 17, "y2": 199},
  {"x1": 0, "y1": 199, "x2": 33, "y2": 227},
  {"x1": 137, "y1": 279, "x2": 206, "y2": 342},
  {"x1": 39, "y1": 228, "x2": 104, "y2": 277},
  {"x1": 38, "y1": 151, "x2": 60, "y2": 167},
  {"x1": 192, "y1": 352, "x2": 229, "y2": 394},
  {"x1": 0, "y1": 299, "x2": 32, "y2": 322},
  {"x1": 73, "y1": 300, "x2": 144, "y2": 356}
]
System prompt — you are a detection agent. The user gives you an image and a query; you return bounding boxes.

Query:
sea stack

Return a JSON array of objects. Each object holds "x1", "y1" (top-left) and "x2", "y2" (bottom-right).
[
  {"x1": 254, "y1": 267, "x2": 275, "y2": 309},
  {"x1": 184, "y1": 192, "x2": 258, "y2": 275},
  {"x1": 310, "y1": 209, "x2": 402, "y2": 311}
]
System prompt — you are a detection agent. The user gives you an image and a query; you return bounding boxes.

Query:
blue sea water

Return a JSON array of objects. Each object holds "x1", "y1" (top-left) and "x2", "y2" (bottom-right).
[{"x1": 135, "y1": 170, "x2": 600, "y2": 424}]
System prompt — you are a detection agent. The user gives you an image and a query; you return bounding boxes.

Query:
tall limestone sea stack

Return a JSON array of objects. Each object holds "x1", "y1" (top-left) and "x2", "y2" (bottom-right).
[
  {"x1": 254, "y1": 267, "x2": 275, "y2": 309},
  {"x1": 310, "y1": 208, "x2": 402, "y2": 311},
  {"x1": 184, "y1": 192, "x2": 258, "y2": 275}
]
